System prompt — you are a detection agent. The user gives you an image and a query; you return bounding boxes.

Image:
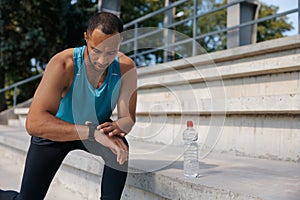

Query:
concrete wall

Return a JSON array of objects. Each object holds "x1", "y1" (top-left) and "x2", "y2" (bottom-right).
[{"x1": 123, "y1": 35, "x2": 300, "y2": 162}]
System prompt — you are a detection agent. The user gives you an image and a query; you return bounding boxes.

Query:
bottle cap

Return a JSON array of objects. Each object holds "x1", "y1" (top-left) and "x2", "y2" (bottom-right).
[{"x1": 187, "y1": 120, "x2": 193, "y2": 127}]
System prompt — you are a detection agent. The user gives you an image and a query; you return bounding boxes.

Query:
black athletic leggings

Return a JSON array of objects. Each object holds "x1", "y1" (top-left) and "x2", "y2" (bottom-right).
[{"x1": 0, "y1": 137, "x2": 128, "y2": 200}]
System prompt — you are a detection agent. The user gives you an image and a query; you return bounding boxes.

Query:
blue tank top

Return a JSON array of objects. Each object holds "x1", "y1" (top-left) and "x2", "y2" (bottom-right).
[
  {"x1": 32, "y1": 46, "x2": 121, "y2": 145},
  {"x1": 56, "y1": 45, "x2": 121, "y2": 125}
]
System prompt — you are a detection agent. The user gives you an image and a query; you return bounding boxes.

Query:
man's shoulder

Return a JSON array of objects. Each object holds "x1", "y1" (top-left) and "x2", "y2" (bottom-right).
[
  {"x1": 118, "y1": 52, "x2": 136, "y2": 71},
  {"x1": 43, "y1": 48, "x2": 75, "y2": 91},
  {"x1": 44, "y1": 48, "x2": 75, "y2": 79},
  {"x1": 54, "y1": 48, "x2": 74, "y2": 62},
  {"x1": 117, "y1": 52, "x2": 137, "y2": 79},
  {"x1": 49, "y1": 48, "x2": 74, "y2": 68}
]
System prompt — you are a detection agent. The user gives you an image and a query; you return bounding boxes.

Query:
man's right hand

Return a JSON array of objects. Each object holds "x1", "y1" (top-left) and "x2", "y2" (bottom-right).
[{"x1": 94, "y1": 128, "x2": 128, "y2": 165}]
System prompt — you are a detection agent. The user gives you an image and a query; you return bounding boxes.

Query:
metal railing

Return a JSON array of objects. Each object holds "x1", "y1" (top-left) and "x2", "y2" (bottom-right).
[
  {"x1": 0, "y1": 73, "x2": 43, "y2": 107},
  {"x1": 122, "y1": 0, "x2": 300, "y2": 66}
]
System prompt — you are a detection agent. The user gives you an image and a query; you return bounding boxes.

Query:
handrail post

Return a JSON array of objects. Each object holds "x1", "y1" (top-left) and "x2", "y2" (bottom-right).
[
  {"x1": 298, "y1": 0, "x2": 300, "y2": 34},
  {"x1": 164, "y1": 0, "x2": 175, "y2": 62},
  {"x1": 134, "y1": 23, "x2": 138, "y2": 64},
  {"x1": 98, "y1": 0, "x2": 121, "y2": 17},
  {"x1": 192, "y1": 0, "x2": 198, "y2": 56},
  {"x1": 227, "y1": 0, "x2": 259, "y2": 48},
  {"x1": 13, "y1": 86, "x2": 17, "y2": 107},
  {"x1": 0, "y1": 73, "x2": 43, "y2": 108}
]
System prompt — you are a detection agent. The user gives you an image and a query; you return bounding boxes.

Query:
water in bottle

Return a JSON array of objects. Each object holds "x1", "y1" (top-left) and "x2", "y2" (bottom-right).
[{"x1": 183, "y1": 120, "x2": 199, "y2": 178}]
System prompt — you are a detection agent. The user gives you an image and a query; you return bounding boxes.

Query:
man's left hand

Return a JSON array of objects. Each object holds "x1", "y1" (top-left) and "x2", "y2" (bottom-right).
[{"x1": 98, "y1": 121, "x2": 126, "y2": 137}]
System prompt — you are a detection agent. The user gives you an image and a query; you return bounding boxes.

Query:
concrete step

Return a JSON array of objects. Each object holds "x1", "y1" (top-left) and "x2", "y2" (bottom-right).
[
  {"x1": 6, "y1": 108, "x2": 29, "y2": 128},
  {"x1": 7, "y1": 119, "x2": 21, "y2": 127},
  {"x1": 0, "y1": 156, "x2": 86, "y2": 200},
  {"x1": 0, "y1": 99, "x2": 32, "y2": 125},
  {"x1": 129, "y1": 35, "x2": 300, "y2": 161},
  {"x1": 0, "y1": 125, "x2": 299, "y2": 200}
]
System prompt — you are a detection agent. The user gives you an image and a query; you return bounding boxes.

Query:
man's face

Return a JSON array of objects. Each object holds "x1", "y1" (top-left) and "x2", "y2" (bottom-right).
[{"x1": 85, "y1": 29, "x2": 121, "y2": 72}]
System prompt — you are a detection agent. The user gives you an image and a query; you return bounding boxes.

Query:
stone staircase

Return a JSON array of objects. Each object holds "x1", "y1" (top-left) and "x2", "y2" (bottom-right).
[
  {"x1": 1, "y1": 35, "x2": 300, "y2": 199},
  {"x1": 1, "y1": 125, "x2": 299, "y2": 200},
  {"x1": 131, "y1": 34, "x2": 300, "y2": 162},
  {"x1": 7, "y1": 108, "x2": 29, "y2": 127}
]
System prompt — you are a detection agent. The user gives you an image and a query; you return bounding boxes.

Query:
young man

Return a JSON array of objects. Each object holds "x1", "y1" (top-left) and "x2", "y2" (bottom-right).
[{"x1": 0, "y1": 12, "x2": 137, "y2": 200}]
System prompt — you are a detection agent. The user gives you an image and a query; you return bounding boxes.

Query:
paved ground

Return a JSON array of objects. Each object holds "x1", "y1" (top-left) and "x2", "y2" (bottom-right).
[
  {"x1": 128, "y1": 140, "x2": 300, "y2": 200},
  {"x1": 0, "y1": 156, "x2": 86, "y2": 200},
  {"x1": 1, "y1": 125, "x2": 300, "y2": 200}
]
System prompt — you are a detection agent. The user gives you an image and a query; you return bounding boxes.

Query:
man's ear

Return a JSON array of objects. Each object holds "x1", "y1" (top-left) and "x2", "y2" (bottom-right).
[{"x1": 84, "y1": 32, "x2": 88, "y2": 41}]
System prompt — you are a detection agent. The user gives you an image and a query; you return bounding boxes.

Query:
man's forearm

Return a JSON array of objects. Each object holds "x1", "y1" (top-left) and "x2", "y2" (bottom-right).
[
  {"x1": 26, "y1": 111, "x2": 89, "y2": 141},
  {"x1": 116, "y1": 116, "x2": 136, "y2": 134}
]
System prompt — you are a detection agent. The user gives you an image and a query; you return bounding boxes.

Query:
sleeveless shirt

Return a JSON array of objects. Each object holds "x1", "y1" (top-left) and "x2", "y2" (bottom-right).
[{"x1": 32, "y1": 45, "x2": 121, "y2": 145}]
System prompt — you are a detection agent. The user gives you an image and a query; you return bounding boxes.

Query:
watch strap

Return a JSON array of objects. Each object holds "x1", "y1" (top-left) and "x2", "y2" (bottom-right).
[{"x1": 88, "y1": 123, "x2": 98, "y2": 141}]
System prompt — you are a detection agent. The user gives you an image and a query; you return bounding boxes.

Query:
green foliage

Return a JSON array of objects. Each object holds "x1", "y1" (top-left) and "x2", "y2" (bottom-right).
[
  {"x1": 121, "y1": 0, "x2": 164, "y2": 26},
  {"x1": 257, "y1": 3, "x2": 293, "y2": 42},
  {"x1": 196, "y1": 0, "x2": 227, "y2": 52},
  {"x1": 120, "y1": 0, "x2": 166, "y2": 66},
  {"x1": 0, "y1": 0, "x2": 97, "y2": 110}
]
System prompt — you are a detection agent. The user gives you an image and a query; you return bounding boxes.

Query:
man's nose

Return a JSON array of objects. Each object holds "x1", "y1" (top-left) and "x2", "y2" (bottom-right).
[{"x1": 97, "y1": 55, "x2": 108, "y2": 65}]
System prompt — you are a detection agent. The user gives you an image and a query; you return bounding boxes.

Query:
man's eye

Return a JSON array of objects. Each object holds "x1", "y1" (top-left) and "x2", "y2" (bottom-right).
[
  {"x1": 92, "y1": 49, "x2": 102, "y2": 54},
  {"x1": 108, "y1": 51, "x2": 116, "y2": 55}
]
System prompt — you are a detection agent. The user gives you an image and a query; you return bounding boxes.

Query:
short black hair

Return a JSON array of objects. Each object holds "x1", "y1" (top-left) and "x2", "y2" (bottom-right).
[{"x1": 87, "y1": 12, "x2": 123, "y2": 36}]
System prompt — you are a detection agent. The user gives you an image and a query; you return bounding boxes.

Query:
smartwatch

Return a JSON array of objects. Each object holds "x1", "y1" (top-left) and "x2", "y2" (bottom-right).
[{"x1": 88, "y1": 123, "x2": 98, "y2": 141}]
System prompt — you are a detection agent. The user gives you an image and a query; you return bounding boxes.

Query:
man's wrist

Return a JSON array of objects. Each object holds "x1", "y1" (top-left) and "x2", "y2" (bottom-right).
[{"x1": 88, "y1": 123, "x2": 98, "y2": 141}]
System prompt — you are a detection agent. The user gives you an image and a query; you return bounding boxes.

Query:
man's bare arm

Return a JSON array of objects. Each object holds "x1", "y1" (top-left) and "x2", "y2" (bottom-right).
[{"x1": 26, "y1": 49, "x2": 90, "y2": 141}]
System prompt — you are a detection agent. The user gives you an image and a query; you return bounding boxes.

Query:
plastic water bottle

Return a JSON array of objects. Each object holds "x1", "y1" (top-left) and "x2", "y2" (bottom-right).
[{"x1": 183, "y1": 120, "x2": 199, "y2": 177}]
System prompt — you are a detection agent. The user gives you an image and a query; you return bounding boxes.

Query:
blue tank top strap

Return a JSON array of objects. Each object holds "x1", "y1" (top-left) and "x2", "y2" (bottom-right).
[{"x1": 73, "y1": 46, "x2": 85, "y2": 75}]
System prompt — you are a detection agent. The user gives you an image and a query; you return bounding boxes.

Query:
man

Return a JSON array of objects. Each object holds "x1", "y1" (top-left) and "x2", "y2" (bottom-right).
[{"x1": 0, "y1": 12, "x2": 137, "y2": 200}]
